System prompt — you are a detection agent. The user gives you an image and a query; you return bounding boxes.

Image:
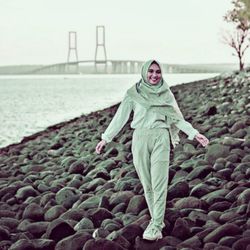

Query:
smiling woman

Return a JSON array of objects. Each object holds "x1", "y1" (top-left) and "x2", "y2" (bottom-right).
[
  {"x1": 146, "y1": 62, "x2": 162, "y2": 85},
  {"x1": 96, "y1": 59, "x2": 209, "y2": 241}
]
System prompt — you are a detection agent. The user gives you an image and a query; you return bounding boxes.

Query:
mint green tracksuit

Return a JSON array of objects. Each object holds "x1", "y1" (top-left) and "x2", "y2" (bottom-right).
[{"x1": 102, "y1": 92, "x2": 199, "y2": 228}]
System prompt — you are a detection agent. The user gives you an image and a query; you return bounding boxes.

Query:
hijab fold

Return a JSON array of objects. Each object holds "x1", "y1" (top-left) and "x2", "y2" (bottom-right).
[{"x1": 126, "y1": 59, "x2": 185, "y2": 148}]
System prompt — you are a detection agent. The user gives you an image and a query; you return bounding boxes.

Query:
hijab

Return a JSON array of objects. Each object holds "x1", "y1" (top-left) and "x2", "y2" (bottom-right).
[{"x1": 126, "y1": 59, "x2": 185, "y2": 148}]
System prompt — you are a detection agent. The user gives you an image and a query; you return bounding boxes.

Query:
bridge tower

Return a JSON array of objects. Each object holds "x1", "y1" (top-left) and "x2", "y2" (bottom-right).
[
  {"x1": 67, "y1": 31, "x2": 79, "y2": 73},
  {"x1": 94, "y1": 25, "x2": 107, "y2": 73}
]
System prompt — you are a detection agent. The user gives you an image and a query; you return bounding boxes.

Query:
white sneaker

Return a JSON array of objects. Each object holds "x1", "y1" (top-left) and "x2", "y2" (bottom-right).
[
  {"x1": 143, "y1": 219, "x2": 154, "y2": 237},
  {"x1": 143, "y1": 225, "x2": 163, "y2": 241}
]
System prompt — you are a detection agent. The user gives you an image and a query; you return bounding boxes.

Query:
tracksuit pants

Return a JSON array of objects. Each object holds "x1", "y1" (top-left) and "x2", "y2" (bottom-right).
[{"x1": 131, "y1": 128, "x2": 170, "y2": 229}]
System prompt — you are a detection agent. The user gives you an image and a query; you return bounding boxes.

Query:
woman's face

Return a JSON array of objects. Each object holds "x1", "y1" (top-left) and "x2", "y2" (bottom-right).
[{"x1": 147, "y1": 63, "x2": 162, "y2": 85}]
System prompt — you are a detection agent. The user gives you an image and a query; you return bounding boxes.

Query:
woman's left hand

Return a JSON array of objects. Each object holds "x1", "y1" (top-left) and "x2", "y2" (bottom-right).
[{"x1": 195, "y1": 133, "x2": 209, "y2": 147}]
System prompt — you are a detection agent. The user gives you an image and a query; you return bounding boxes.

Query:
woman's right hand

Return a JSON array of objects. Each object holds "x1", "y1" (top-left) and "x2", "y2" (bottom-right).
[{"x1": 95, "y1": 139, "x2": 107, "y2": 154}]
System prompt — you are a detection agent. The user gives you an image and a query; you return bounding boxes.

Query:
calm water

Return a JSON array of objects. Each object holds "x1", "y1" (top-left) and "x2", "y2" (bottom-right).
[{"x1": 0, "y1": 73, "x2": 219, "y2": 148}]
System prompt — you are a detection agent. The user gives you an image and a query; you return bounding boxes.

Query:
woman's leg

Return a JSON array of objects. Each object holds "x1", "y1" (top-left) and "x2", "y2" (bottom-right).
[
  {"x1": 132, "y1": 129, "x2": 154, "y2": 218},
  {"x1": 150, "y1": 129, "x2": 170, "y2": 229}
]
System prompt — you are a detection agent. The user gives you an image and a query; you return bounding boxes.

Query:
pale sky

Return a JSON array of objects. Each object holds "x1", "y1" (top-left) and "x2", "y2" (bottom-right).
[{"x1": 1, "y1": 0, "x2": 248, "y2": 66}]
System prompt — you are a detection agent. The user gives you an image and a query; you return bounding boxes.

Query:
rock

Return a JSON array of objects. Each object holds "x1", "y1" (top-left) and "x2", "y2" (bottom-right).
[
  {"x1": 208, "y1": 201, "x2": 232, "y2": 212},
  {"x1": 188, "y1": 210, "x2": 209, "y2": 226},
  {"x1": 203, "y1": 223, "x2": 242, "y2": 243},
  {"x1": 232, "y1": 237, "x2": 250, "y2": 250},
  {"x1": 235, "y1": 162, "x2": 250, "y2": 174},
  {"x1": 159, "y1": 247, "x2": 176, "y2": 250},
  {"x1": 237, "y1": 189, "x2": 250, "y2": 205},
  {"x1": 68, "y1": 160, "x2": 86, "y2": 174},
  {"x1": 174, "y1": 152, "x2": 193, "y2": 163},
  {"x1": 222, "y1": 137, "x2": 244, "y2": 148},
  {"x1": 59, "y1": 208, "x2": 85, "y2": 222},
  {"x1": 83, "y1": 238, "x2": 125, "y2": 250},
  {"x1": 87, "y1": 208, "x2": 114, "y2": 228},
  {"x1": 18, "y1": 220, "x2": 49, "y2": 237},
  {"x1": 241, "y1": 155, "x2": 250, "y2": 163},
  {"x1": 230, "y1": 121, "x2": 246, "y2": 133},
  {"x1": 104, "y1": 222, "x2": 122, "y2": 232},
  {"x1": 55, "y1": 232, "x2": 92, "y2": 250},
  {"x1": 126, "y1": 195, "x2": 147, "y2": 215},
  {"x1": 213, "y1": 162, "x2": 225, "y2": 171},
  {"x1": 170, "y1": 169, "x2": 189, "y2": 183},
  {"x1": 15, "y1": 185, "x2": 39, "y2": 200},
  {"x1": 174, "y1": 196, "x2": 203, "y2": 209},
  {"x1": 219, "y1": 210, "x2": 242, "y2": 223},
  {"x1": 0, "y1": 226, "x2": 9, "y2": 241},
  {"x1": 55, "y1": 187, "x2": 80, "y2": 209},
  {"x1": 86, "y1": 178, "x2": 106, "y2": 192},
  {"x1": 115, "y1": 178, "x2": 140, "y2": 191},
  {"x1": 226, "y1": 153, "x2": 240, "y2": 163},
  {"x1": 118, "y1": 224, "x2": 143, "y2": 244},
  {"x1": 0, "y1": 218, "x2": 19, "y2": 230},
  {"x1": 0, "y1": 209, "x2": 16, "y2": 218},
  {"x1": 203, "y1": 102, "x2": 217, "y2": 115},
  {"x1": 190, "y1": 183, "x2": 215, "y2": 198},
  {"x1": 101, "y1": 218, "x2": 122, "y2": 229},
  {"x1": 98, "y1": 195, "x2": 110, "y2": 209},
  {"x1": 121, "y1": 214, "x2": 138, "y2": 226},
  {"x1": 205, "y1": 177, "x2": 223, "y2": 186},
  {"x1": 3, "y1": 186, "x2": 17, "y2": 201},
  {"x1": 177, "y1": 235, "x2": 202, "y2": 249},
  {"x1": 37, "y1": 183, "x2": 50, "y2": 192},
  {"x1": 218, "y1": 236, "x2": 238, "y2": 247},
  {"x1": 77, "y1": 195, "x2": 101, "y2": 210},
  {"x1": 201, "y1": 189, "x2": 230, "y2": 205},
  {"x1": 163, "y1": 208, "x2": 181, "y2": 225},
  {"x1": 8, "y1": 239, "x2": 34, "y2": 250},
  {"x1": 112, "y1": 203, "x2": 127, "y2": 214},
  {"x1": 95, "y1": 159, "x2": 117, "y2": 172},
  {"x1": 21, "y1": 164, "x2": 45, "y2": 173},
  {"x1": 50, "y1": 141, "x2": 63, "y2": 150},
  {"x1": 74, "y1": 217, "x2": 94, "y2": 231},
  {"x1": 95, "y1": 170, "x2": 111, "y2": 181},
  {"x1": 171, "y1": 218, "x2": 191, "y2": 240},
  {"x1": 216, "y1": 168, "x2": 233, "y2": 180},
  {"x1": 135, "y1": 236, "x2": 180, "y2": 250},
  {"x1": 9, "y1": 239, "x2": 55, "y2": 250},
  {"x1": 106, "y1": 234, "x2": 131, "y2": 250},
  {"x1": 44, "y1": 205, "x2": 67, "y2": 221},
  {"x1": 168, "y1": 181, "x2": 189, "y2": 200},
  {"x1": 225, "y1": 187, "x2": 247, "y2": 202},
  {"x1": 22, "y1": 202, "x2": 44, "y2": 221},
  {"x1": 43, "y1": 218, "x2": 75, "y2": 243},
  {"x1": 109, "y1": 191, "x2": 134, "y2": 208},
  {"x1": 186, "y1": 165, "x2": 214, "y2": 181},
  {"x1": 92, "y1": 228, "x2": 110, "y2": 239},
  {"x1": 205, "y1": 144, "x2": 230, "y2": 164},
  {"x1": 33, "y1": 239, "x2": 55, "y2": 249}
]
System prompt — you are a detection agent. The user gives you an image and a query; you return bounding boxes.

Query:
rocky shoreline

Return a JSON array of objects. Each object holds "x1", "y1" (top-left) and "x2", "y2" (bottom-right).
[{"x1": 0, "y1": 69, "x2": 250, "y2": 250}]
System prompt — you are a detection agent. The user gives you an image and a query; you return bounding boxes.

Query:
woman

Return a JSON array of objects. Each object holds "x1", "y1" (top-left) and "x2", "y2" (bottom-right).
[{"x1": 95, "y1": 59, "x2": 209, "y2": 241}]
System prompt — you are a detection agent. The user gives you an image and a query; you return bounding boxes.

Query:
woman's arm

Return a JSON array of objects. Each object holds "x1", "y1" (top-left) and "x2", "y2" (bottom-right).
[
  {"x1": 174, "y1": 119, "x2": 199, "y2": 140},
  {"x1": 101, "y1": 93, "x2": 133, "y2": 143},
  {"x1": 168, "y1": 89, "x2": 209, "y2": 147},
  {"x1": 175, "y1": 119, "x2": 209, "y2": 146}
]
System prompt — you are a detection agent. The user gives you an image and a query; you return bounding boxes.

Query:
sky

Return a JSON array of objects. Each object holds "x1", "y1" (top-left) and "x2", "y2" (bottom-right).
[{"x1": 0, "y1": 0, "x2": 248, "y2": 66}]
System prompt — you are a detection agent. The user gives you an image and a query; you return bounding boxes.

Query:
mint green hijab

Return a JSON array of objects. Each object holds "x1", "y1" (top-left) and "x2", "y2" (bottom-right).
[{"x1": 126, "y1": 59, "x2": 185, "y2": 147}]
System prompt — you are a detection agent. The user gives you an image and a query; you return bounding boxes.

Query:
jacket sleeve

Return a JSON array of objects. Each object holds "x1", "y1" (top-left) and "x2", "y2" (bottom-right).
[
  {"x1": 174, "y1": 119, "x2": 199, "y2": 140},
  {"x1": 101, "y1": 93, "x2": 133, "y2": 143}
]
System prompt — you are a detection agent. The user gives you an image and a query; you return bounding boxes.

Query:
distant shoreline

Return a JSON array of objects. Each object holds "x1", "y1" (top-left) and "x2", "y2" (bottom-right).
[{"x1": 0, "y1": 63, "x2": 244, "y2": 75}]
